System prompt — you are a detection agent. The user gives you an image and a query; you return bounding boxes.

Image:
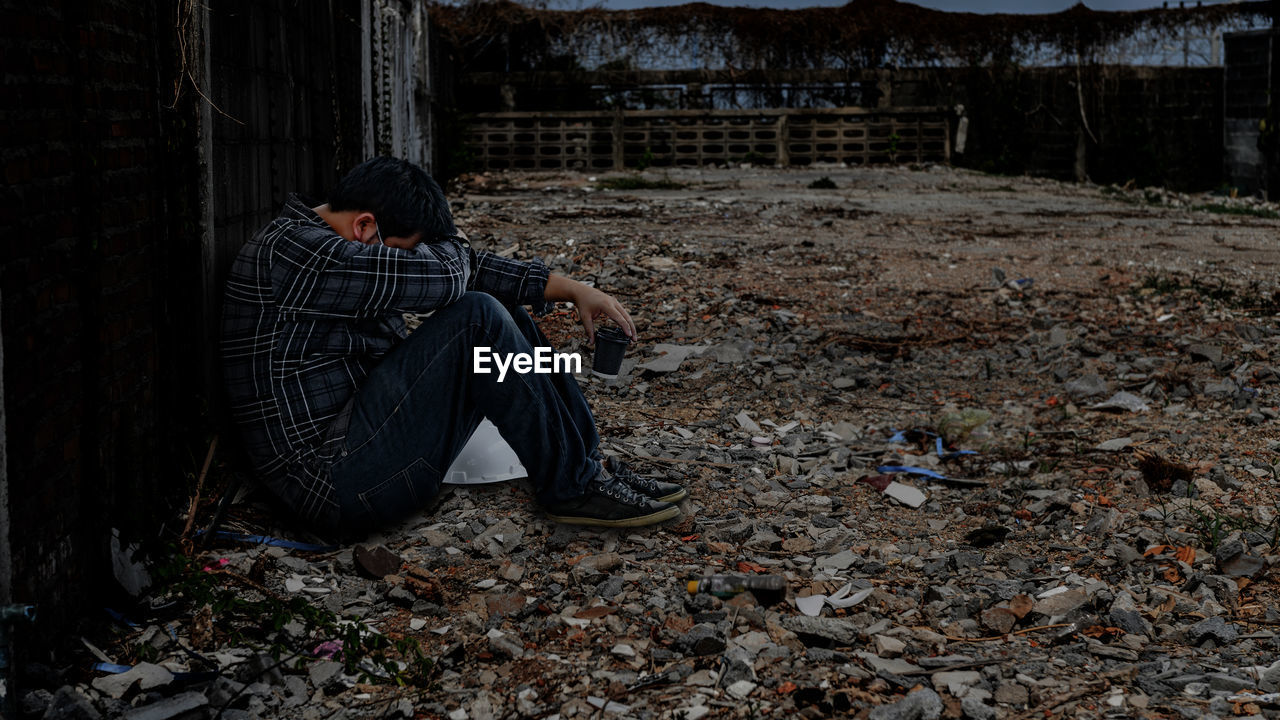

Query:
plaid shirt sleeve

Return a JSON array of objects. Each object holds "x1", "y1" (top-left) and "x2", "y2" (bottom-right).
[
  {"x1": 466, "y1": 248, "x2": 552, "y2": 314},
  {"x1": 271, "y1": 220, "x2": 472, "y2": 318}
]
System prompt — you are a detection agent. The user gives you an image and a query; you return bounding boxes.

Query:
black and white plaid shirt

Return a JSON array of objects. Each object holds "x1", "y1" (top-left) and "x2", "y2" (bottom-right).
[{"x1": 222, "y1": 194, "x2": 550, "y2": 525}]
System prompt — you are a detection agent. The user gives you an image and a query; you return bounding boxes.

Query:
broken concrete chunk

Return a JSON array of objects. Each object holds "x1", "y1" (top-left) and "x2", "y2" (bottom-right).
[
  {"x1": 1095, "y1": 436, "x2": 1132, "y2": 451},
  {"x1": 637, "y1": 343, "x2": 706, "y2": 373},
  {"x1": 1088, "y1": 391, "x2": 1149, "y2": 413},
  {"x1": 91, "y1": 663, "x2": 174, "y2": 699},
  {"x1": 735, "y1": 411, "x2": 762, "y2": 433},
  {"x1": 784, "y1": 616, "x2": 862, "y2": 646},
  {"x1": 1065, "y1": 373, "x2": 1108, "y2": 399},
  {"x1": 353, "y1": 544, "x2": 402, "y2": 579},
  {"x1": 868, "y1": 687, "x2": 943, "y2": 720},
  {"x1": 885, "y1": 481, "x2": 927, "y2": 508},
  {"x1": 1031, "y1": 588, "x2": 1088, "y2": 617},
  {"x1": 1186, "y1": 343, "x2": 1223, "y2": 364},
  {"x1": 121, "y1": 691, "x2": 208, "y2": 720}
]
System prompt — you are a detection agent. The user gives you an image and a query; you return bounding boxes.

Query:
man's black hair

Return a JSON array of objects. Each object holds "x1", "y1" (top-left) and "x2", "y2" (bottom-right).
[{"x1": 328, "y1": 156, "x2": 456, "y2": 240}]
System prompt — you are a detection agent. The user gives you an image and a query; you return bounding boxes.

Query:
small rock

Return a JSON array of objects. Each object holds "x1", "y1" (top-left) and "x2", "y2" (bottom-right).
[
  {"x1": 736, "y1": 411, "x2": 762, "y2": 433},
  {"x1": 1065, "y1": 374, "x2": 1108, "y2": 399},
  {"x1": 498, "y1": 560, "x2": 525, "y2": 581},
  {"x1": 486, "y1": 628, "x2": 525, "y2": 658},
  {"x1": 677, "y1": 705, "x2": 711, "y2": 720},
  {"x1": 1215, "y1": 546, "x2": 1266, "y2": 578},
  {"x1": 39, "y1": 687, "x2": 102, "y2": 720},
  {"x1": 91, "y1": 663, "x2": 174, "y2": 699},
  {"x1": 122, "y1": 691, "x2": 209, "y2": 720},
  {"x1": 1260, "y1": 659, "x2": 1280, "y2": 692},
  {"x1": 868, "y1": 688, "x2": 943, "y2": 720},
  {"x1": 1206, "y1": 673, "x2": 1253, "y2": 692},
  {"x1": 1046, "y1": 326, "x2": 1072, "y2": 347},
  {"x1": 993, "y1": 682, "x2": 1028, "y2": 705},
  {"x1": 1186, "y1": 343, "x2": 1223, "y2": 364},
  {"x1": 308, "y1": 660, "x2": 343, "y2": 688},
  {"x1": 980, "y1": 607, "x2": 1017, "y2": 635},
  {"x1": 1088, "y1": 391, "x2": 1149, "y2": 413},
  {"x1": 392, "y1": 698, "x2": 415, "y2": 718},
  {"x1": 720, "y1": 648, "x2": 757, "y2": 685},
  {"x1": 1109, "y1": 608, "x2": 1151, "y2": 636},
  {"x1": 485, "y1": 591, "x2": 527, "y2": 618},
  {"x1": 677, "y1": 624, "x2": 727, "y2": 656},
  {"x1": 961, "y1": 695, "x2": 995, "y2": 720},
  {"x1": 726, "y1": 679, "x2": 757, "y2": 699},
  {"x1": 21, "y1": 689, "x2": 54, "y2": 717},
  {"x1": 1031, "y1": 588, "x2": 1088, "y2": 617},
  {"x1": 933, "y1": 670, "x2": 983, "y2": 696},
  {"x1": 474, "y1": 519, "x2": 524, "y2": 556},
  {"x1": 855, "y1": 652, "x2": 924, "y2": 675},
  {"x1": 386, "y1": 585, "x2": 417, "y2": 606},
  {"x1": 874, "y1": 634, "x2": 907, "y2": 657},
  {"x1": 1187, "y1": 616, "x2": 1238, "y2": 646},
  {"x1": 784, "y1": 616, "x2": 861, "y2": 646},
  {"x1": 918, "y1": 654, "x2": 974, "y2": 669},
  {"x1": 353, "y1": 544, "x2": 402, "y2": 579},
  {"x1": 577, "y1": 552, "x2": 622, "y2": 573},
  {"x1": 1095, "y1": 437, "x2": 1132, "y2": 452}
]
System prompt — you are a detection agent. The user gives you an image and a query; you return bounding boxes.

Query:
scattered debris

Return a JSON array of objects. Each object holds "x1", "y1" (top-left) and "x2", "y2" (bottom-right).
[{"x1": 41, "y1": 166, "x2": 1280, "y2": 720}]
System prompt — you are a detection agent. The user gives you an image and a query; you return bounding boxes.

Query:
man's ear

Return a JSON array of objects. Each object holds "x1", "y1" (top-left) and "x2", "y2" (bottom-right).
[{"x1": 351, "y1": 212, "x2": 378, "y2": 244}]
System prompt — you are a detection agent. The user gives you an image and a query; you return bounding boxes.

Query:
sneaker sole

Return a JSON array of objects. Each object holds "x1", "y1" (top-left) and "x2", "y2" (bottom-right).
[
  {"x1": 546, "y1": 504, "x2": 681, "y2": 528},
  {"x1": 656, "y1": 488, "x2": 687, "y2": 503}
]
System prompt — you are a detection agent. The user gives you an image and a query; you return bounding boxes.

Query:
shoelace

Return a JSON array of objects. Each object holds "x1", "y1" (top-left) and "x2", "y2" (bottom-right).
[
  {"x1": 593, "y1": 473, "x2": 650, "y2": 507},
  {"x1": 608, "y1": 461, "x2": 661, "y2": 496}
]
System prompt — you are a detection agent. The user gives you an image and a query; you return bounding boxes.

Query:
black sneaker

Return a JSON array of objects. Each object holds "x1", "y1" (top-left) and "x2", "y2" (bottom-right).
[
  {"x1": 605, "y1": 459, "x2": 687, "y2": 503},
  {"x1": 544, "y1": 472, "x2": 680, "y2": 527}
]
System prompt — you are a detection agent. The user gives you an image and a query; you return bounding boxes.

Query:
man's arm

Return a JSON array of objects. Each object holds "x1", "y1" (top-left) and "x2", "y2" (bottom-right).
[
  {"x1": 545, "y1": 273, "x2": 635, "y2": 342},
  {"x1": 271, "y1": 222, "x2": 471, "y2": 317},
  {"x1": 466, "y1": 248, "x2": 551, "y2": 310},
  {"x1": 463, "y1": 240, "x2": 635, "y2": 341}
]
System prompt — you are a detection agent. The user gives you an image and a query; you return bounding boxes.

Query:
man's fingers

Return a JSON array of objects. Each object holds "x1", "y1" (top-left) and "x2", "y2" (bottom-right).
[
  {"x1": 582, "y1": 312, "x2": 596, "y2": 343},
  {"x1": 616, "y1": 302, "x2": 636, "y2": 338},
  {"x1": 608, "y1": 303, "x2": 635, "y2": 339}
]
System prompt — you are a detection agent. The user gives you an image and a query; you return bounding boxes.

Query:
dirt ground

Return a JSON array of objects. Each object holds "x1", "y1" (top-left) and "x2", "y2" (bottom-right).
[{"x1": 63, "y1": 165, "x2": 1280, "y2": 720}]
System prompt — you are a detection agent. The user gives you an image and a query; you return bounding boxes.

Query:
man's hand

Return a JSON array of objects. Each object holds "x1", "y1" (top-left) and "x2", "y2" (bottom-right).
[{"x1": 545, "y1": 274, "x2": 635, "y2": 342}]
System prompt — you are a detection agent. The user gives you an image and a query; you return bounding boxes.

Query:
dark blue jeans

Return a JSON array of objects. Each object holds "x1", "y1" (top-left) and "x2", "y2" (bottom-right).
[{"x1": 328, "y1": 292, "x2": 601, "y2": 537}]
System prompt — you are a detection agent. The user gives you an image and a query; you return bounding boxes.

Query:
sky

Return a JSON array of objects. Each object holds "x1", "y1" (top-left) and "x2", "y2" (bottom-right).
[{"x1": 575, "y1": 0, "x2": 1203, "y2": 10}]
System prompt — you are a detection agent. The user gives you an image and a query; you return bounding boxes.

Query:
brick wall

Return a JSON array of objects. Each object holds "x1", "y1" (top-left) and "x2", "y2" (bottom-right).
[
  {"x1": 0, "y1": 0, "x2": 427, "y2": 645},
  {"x1": 0, "y1": 0, "x2": 187, "y2": 635}
]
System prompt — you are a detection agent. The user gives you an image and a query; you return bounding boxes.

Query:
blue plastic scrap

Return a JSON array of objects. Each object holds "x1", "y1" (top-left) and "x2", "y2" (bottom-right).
[
  {"x1": 876, "y1": 465, "x2": 948, "y2": 480},
  {"x1": 935, "y1": 437, "x2": 978, "y2": 460},
  {"x1": 199, "y1": 530, "x2": 337, "y2": 553},
  {"x1": 104, "y1": 608, "x2": 139, "y2": 627},
  {"x1": 92, "y1": 662, "x2": 219, "y2": 682}
]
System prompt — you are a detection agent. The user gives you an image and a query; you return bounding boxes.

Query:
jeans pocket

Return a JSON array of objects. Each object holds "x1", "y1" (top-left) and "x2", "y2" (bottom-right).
[{"x1": 356, "y1": 458, "x2": 440, "y2": 527}]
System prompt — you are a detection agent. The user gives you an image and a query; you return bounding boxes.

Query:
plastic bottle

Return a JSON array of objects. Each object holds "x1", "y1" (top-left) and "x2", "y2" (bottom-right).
[
  {"x1": 936, "y1": 407, "x2": 992, "y2": 444},
  {"x1": 686, "y1": 574, "x2": 786, "y2": 605}
]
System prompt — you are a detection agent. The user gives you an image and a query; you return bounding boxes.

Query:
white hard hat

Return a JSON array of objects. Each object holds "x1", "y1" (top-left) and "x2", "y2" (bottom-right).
[{"x1": 442, "y1": 418, "x2": 527, "y2": 485}]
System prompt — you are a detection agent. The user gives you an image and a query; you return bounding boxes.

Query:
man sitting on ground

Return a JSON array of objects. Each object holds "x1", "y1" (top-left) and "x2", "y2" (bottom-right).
[{"x1": 222, "y1": 157, "x2": 685, "y2": 539}]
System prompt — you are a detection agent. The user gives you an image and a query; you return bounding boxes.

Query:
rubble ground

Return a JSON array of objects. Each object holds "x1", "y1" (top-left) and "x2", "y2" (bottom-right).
[{"x1": 36, "y1": 166, "x2": 1280, "y2": 720}]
